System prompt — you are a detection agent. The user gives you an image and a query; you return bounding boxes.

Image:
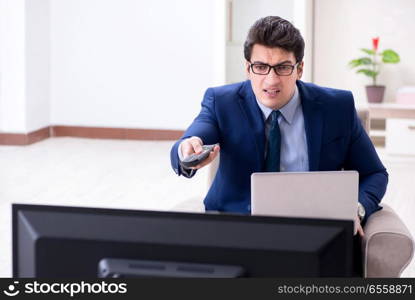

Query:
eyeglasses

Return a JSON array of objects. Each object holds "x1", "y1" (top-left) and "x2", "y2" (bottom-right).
[{"x1": 249, "y1": 62, "x2": 299, "y2": 76}]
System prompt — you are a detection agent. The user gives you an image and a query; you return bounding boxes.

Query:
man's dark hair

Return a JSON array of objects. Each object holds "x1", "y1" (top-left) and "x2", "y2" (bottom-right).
[{"x1": 244, "y1": 16, "x2": 305, "y2": 63}]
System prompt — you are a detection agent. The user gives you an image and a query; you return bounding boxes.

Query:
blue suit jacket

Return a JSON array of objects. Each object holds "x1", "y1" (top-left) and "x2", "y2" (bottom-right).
[{"x1": 170, "y1": 80, "x2": 388, "y2": 221}]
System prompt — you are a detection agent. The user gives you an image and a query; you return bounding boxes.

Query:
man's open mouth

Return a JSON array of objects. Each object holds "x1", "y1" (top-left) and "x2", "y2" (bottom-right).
[{"x1": 264, "y1": 89, "x2": 280, "y2": 95}]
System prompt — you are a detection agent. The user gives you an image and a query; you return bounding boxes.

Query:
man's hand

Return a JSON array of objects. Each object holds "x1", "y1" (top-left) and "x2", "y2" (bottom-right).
[
  {"x1": 354, "y1": 215, "x2": 364, "y2": 237},
  {"x1": 181, "y1": 137, "x2": 220, "y2": 170}
]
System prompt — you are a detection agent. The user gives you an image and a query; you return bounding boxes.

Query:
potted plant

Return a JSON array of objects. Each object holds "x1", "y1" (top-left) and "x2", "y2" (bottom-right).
[{"x1": 349, "y1": 37, "x2": 400, "y2": 103}]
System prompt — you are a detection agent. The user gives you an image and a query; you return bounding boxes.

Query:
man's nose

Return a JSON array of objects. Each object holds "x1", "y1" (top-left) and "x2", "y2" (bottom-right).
[{"x1": 265, "y1": 68, "x2": 281, "y2": 83}]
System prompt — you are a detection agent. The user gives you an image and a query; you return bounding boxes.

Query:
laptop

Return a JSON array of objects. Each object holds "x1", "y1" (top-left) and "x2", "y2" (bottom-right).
[{"x1": 251, "y1": 171, "x2": 358, "y2": 221}]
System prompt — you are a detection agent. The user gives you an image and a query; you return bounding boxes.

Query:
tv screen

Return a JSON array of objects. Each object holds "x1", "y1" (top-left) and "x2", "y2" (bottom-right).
[{"x1": 13, "y1": 204, "x2": 353, "y2": 277}]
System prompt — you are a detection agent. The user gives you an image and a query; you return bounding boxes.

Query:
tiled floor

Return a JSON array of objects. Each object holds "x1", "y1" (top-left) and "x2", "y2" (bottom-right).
[{"x1": 0, "y1": 137, "x2": 413, "y2": 277}]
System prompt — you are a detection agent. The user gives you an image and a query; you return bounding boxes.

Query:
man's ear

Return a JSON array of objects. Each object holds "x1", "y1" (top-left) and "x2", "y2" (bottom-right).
[
  {"x1": 245, "y1": 61, "x2": 251, "y2": 78},
  {"x1": 296, "y1": 61, "x2": 304, "y2": 79}
]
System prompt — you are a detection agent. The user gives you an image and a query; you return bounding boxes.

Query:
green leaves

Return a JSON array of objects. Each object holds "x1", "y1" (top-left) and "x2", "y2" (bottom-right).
[
  {"x1": 349, "y1": 57, "x2": 376, "y2": 81},
  {"x1": 349, "y1": 57, "x2": 372, "y2": 68},
  {"x1": 348, "y1": 39, "x2": 400, "y2": 86},
  {"x1": 356, "y1": 69, "x2": 379, "y2": 78},
  {"x1": 361, "y1": 48, "x2": 375, "y2": 55},
  {"x1": 382, "y1": 49, "x2": 400, "y2": 63}
]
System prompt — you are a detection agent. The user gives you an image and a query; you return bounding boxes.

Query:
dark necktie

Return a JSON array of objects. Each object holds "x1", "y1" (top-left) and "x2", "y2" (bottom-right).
[{"x1": 265, "y1": 110, "x2": 281, "y2": 172}]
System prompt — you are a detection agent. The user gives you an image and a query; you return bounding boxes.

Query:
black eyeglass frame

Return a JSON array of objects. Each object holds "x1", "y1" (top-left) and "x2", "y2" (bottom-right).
[{"x1": 249, "y1": 61, "x2": 300, "y2": 76}]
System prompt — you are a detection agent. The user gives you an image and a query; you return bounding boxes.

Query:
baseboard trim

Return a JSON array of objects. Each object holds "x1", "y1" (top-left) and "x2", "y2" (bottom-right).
[
  {"x1": 51, "y1": 126, "x2": 184, "y2": 140},
  {"x1": 0, "y1": 127, "x2": 51, "y2": 145},
  {"x1": 0, "y1": 126, "x2": 184, "y2": 145}
]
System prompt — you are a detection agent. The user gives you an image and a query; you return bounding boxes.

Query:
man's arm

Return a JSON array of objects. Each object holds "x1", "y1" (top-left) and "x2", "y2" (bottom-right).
[
  {"x1": 345, "y1": 105, "x2": 388, "y2": 224},
  {"x1": 170, "y1": 88, "x2": 221, "y2": 177}
]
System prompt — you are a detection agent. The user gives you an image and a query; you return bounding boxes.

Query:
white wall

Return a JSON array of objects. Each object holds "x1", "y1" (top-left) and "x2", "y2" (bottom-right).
[
  {"x1": 50, "y1": 0, "x2": 224, "y2": 130},
  {"x1": 0, "y1": 0, "x2": 50, "y2": 133},
  {"x1": 0, "y1": 0, "x2": 27, "y2": 133},
  {"x1": 293, "y1": 0, "x2": 314, "y2": 83},
  {"x1": 314, "y1": 0, "x2": 415, "y2": 105},
  {"x1": 26, "y1": 0, "x2": 50, "y2": 131},
  {"x1": 0, "y1": 0, "x2": 313, "y2": 133}
]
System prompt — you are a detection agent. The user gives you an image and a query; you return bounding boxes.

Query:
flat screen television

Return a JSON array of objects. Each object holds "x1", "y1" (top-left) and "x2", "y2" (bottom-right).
[{"x1": 12, "y1": 204, "x2": 354, "y2": 277}]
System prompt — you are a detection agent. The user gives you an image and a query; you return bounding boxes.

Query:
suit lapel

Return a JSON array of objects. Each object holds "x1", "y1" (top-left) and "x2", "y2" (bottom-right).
[
  {"x1": 237, "y1": 80, "x2": 324, "y2": 172},
  {"x1": 297, "y1": 80, "x2": 324, "y2": 171},
  {"x1": 238, "y1": 81, "x2": 265, "y2": 170}
]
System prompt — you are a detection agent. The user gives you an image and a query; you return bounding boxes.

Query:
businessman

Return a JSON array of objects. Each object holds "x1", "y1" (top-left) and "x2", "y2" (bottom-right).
[{"x1": 170, "y1": 16, "x2": 388, "y2": 239}]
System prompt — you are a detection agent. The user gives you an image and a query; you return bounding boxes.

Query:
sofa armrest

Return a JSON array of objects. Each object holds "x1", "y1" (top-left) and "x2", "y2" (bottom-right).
[{"x1": 362, "y1": 204, "x2": 414, "y2": 277}]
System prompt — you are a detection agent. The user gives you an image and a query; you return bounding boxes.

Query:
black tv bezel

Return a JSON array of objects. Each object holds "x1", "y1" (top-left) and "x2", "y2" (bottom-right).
[{"x1": 12, "y1": 203, "x2": 354, "y2": 277}]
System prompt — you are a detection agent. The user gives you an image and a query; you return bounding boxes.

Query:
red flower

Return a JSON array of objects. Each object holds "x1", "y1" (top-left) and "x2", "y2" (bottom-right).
[{"x1": 372, "y1": 37, "x2": 379, "y2": 51}]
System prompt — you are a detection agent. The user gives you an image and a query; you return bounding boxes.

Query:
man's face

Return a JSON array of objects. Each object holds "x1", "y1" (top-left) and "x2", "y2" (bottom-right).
[{"x1": 246, "y1": 44, "x2": 303, "y2": 110}]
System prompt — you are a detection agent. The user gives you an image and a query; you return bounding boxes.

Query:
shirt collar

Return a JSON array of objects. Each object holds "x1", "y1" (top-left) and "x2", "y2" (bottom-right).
[{"x1": 255, "y1": 86, "x2": 300, "y2": 125}]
